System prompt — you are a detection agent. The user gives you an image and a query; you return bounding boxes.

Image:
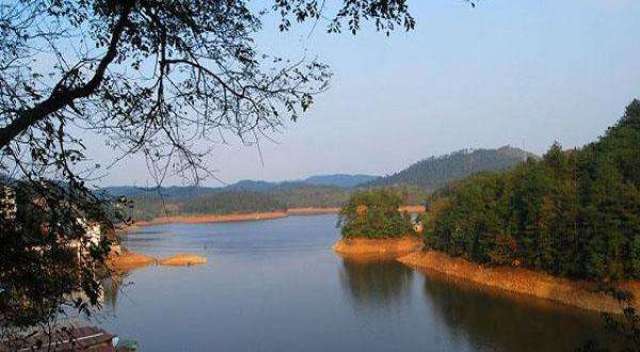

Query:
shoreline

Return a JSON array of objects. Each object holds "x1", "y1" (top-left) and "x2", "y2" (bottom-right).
[
  {"x1": 131, "y1": 205, "x2": 426, "y2": 228},
  {"x1": 133, "y1": 210, "x2": 289, "y2": 226},
  {"x1": 333, "y1": 236, "x2": 424, "y2": 260},
  {"x1": 398, "y1": 250, "x2": 640, "y2": 314}
]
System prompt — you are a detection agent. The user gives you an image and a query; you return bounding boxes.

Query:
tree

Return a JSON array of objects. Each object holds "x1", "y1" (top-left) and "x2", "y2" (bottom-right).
[
  {"x1": 423, "y1": 100, "x2": 640, "y2": 282},
  {"x1": 0, "y1": 0, "x2": 438, "y2": 342},
  {"x1": 338, "y1": 188, "x2": 415, "y2": 238}
]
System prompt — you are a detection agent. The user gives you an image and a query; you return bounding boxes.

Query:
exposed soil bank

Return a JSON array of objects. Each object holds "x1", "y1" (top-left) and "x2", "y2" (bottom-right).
[
  {"x1": 398, "y1": 250, "x2": 640, "y2": 314},
  {"x1": 108, "y1": 248, "x2": 207, "y2": 270},
  {"x1": 399, "y1": 205, "x2": 426, "y2": 213},
  {"x1": 108, "y1": 250, "x2": 156, "y2": 271},
  {"x1": 287, "y1": 207, "x2": 340, "y2": 215},
  {"x1": 333, "y1": 236, "x2": 424, "y2": 260},
  {"x1": 158, "y1": 253, "x2": 207, "y2": 266}
]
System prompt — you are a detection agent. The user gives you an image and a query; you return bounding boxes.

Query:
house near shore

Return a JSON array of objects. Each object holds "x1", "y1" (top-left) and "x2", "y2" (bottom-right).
[{"x1": 0, "y1": 183, "x2": 104, "y2": 256}]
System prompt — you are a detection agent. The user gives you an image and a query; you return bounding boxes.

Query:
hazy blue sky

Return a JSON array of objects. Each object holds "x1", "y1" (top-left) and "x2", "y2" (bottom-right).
[{"x1": 94, "y1": 0, "x2": 640, "y2": 186}]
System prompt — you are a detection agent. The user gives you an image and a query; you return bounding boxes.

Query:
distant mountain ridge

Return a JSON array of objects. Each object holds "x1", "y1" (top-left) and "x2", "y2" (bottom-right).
[
  {"x1": 104, "y1": 147, "x2": 536, "y2": 220},
  {"x1": 367, "y1": 146, "x2": 536, "y2": 192},
  {"x1": 103, "y1": 185, "x2": 218, "y2": 199},
  {"x1": 303, "y1": 174, "x2": 379, "y2": 188},
  {"x1": 104, "y1": 173, "x2": 377, "y2": 197}
]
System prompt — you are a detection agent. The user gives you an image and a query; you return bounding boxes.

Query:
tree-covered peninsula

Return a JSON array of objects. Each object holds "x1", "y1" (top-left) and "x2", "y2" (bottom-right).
[{"x1": 423, "y1": 100, "x2": 640, "y2": 282}]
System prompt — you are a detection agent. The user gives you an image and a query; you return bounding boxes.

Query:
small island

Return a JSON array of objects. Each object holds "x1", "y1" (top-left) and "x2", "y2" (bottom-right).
[
  {"x1": 108, "y1": 247, "x2": 207, "y2": 270},
  {"x1": 333, "y1": 189, "x2": 423, "y2": 259}
]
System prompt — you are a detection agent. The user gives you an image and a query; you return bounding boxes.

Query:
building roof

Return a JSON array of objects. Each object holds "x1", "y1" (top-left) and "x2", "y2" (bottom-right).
[{"x1": 9, "y1": 326, "x2": 117, "y2": 352}]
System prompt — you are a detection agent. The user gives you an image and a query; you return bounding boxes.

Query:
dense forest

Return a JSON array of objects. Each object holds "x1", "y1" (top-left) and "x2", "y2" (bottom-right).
[
  {"x1": 367, "y1": 146, "x2": 534, "y2": 191},
  {"x1": 124, "y1": 191, "x2": 287, "y2": 220},
  {"x1": 423, "y1": 100, "x2": 640, "y2": 281},
  {"x1": 118, "y1": 184, "x2": 351, "y2": 220},
  {"x1": 338, "y1": 189, "x2": 415, "y2": 239}
]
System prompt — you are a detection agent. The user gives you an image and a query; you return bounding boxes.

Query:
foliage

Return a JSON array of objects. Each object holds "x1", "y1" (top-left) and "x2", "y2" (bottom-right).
[
  {"x1": 0, "y1": 0, "x2": 421, "y2": 340},
  {"x1": 338, "y1": 189, "x2": 414, "y2": 238},
  {"x1": 424, "y1": 100, "x2": 640, "y2": 281},
  {"x1": 128, "y1": 190, "x2": 286, "y2": 220},
  {"x1": 0, "y1": 180, "x2": 123, "y2": 339}
]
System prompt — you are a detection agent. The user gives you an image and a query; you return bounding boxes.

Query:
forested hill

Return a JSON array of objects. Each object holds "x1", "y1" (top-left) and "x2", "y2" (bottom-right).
[
  {"x1": 367, "y1": 146, "x2": 536, "y2": 192},
  {"x1": 424, "y1": 100, "x2": 640, "y2": 281},
  {"x1": 105, "y1": 173, "x2": 377, "y2": 197}
]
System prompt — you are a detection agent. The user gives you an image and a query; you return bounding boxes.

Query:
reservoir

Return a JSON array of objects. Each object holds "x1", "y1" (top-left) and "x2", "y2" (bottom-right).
[{"x1": 100, "y1": 214, "x2": 606, "y2": 352}]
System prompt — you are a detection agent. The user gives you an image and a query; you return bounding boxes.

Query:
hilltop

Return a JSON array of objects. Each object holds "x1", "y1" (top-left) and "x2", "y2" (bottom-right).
[{"x1": 367, "y1": 146, "x2": 535, "y2": 192}]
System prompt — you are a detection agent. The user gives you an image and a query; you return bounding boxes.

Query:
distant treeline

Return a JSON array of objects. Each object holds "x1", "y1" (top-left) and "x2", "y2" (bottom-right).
[
  {"x1": 116, "y1": 147, "x2": 531, "y2": 221},
  {"x1": 424, "y1": 100, "x2": 640, "y2": 281},
  {"x1": 125, "y1": 185, "x2": 355, "y2": 220},
  {"x1": 127, "y1": 191, "x2": 287, "y2": 220}
]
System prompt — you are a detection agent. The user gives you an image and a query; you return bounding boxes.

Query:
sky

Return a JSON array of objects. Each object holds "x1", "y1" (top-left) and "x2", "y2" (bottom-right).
[{"x1": 93, "y1": 0, "x2": 640, "y2": 187}]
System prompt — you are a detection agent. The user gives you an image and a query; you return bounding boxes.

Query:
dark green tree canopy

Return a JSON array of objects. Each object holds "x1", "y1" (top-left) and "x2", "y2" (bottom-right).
[
  {"x1": 424, "y1": 100, "x2": 640, "y2": 282},
  {"x1": 338, "y1": 188, "x2": 414, "y2": 238}
]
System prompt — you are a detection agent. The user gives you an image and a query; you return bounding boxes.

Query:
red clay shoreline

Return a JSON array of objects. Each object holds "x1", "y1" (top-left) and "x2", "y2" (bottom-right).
[
  {"x1": 398, "y1": 250, "x2": 640, "y2": 314},
  {"x1": 108, "y1": 250, "x2": 207, "y2": 270},
  {"x1": 333, "y1": 236, "x2": 424, "y2": 260}
]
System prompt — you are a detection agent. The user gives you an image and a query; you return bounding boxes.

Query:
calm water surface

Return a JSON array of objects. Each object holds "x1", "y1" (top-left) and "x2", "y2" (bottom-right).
[{"x1": 98, "y1": 214, "x2": 606, "y2": 352}]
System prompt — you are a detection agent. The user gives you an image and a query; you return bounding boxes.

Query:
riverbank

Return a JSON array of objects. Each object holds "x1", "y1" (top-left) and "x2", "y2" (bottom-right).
[
  {"x1": 333, "y1": 236, "x2": 424, "y2": 259},
  {"x1": 131, "y1": 205, "x2": 425, "y2": 228},
  {"x1": 286, "y1": 207, "x2": 341, "y2": 215},
  {"x1": 134, "y1": 211, "x2": 289, "y2": 226},
  {"x1": 398, "y1": 250, "x2": 640, "y2": 314}
]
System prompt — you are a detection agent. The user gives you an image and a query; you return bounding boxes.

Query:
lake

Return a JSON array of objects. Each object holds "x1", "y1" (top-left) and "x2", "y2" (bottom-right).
[{"x1": 98, "y1": 214, "x2": 607, "y2": 352}]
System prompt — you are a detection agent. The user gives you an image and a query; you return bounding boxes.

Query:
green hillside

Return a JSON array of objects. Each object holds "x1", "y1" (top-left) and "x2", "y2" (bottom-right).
[
  {"x1": 368, "y1": 146, "x2": 534, "y2": 192},
  {"x1": 424, "y1": 100, "x2": 640, "y2": 281}
]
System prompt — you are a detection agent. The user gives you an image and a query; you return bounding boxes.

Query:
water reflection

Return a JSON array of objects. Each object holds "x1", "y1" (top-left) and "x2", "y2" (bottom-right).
[
  {"x1": 100, "y1": 217, "x2": 617, "y2": 352},
  {"x1": 420, "y1": 269, "x2": 605, "y2": 352},
  {"x1": 101, "y1": 272, "x2": 131, "y2": 311},
  {"x1": 338, "y1": 257, "x2": 414, "y2": 310}
]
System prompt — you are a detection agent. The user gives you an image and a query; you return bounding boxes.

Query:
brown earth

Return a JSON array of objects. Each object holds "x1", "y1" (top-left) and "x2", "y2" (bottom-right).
[
  {"x1": 399, "y1": 205, "x2": 425, "y2": 213},
  {"x1": 108, "y1": 250, "x2": 156, "y2": 271},
  {"x1": 108, "y1": 250, "x2": 208, "y2": 270},
  {"x1": 398, "y1": 250, "x2": 640, "y2": 314},
  {"x1": 158, "y1": 253, "x2": 208, "y2": 266},
  {"x1": 286, "y1": 207, "x2": 341, "y2": 215},
  {"x1": 333, "y1": 236, "x2": 424, "y2": 260}
]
